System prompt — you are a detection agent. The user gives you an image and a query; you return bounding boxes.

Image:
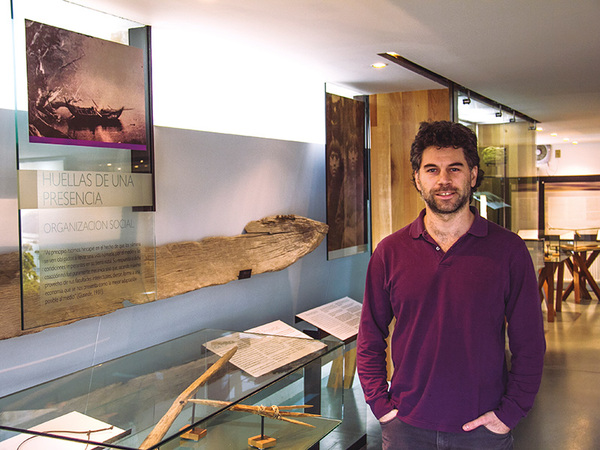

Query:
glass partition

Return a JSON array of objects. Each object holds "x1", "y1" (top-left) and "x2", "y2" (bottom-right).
[
  {"x1": 456, "y1": 91, "x2": 538, "y2": 234},
  {"x1": 12, "y1": 0, "x2": 156, "y2": 329}
]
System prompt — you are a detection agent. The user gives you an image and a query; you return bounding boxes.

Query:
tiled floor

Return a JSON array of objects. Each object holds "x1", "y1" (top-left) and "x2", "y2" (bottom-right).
[{"x1": 361, "y1": 293, "x2": 600, "y2": 449}]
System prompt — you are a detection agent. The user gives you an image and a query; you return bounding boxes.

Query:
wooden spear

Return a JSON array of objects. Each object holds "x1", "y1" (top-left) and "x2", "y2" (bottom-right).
[
  {"x1": 188, "y1": 398, "x2": 320, "y2": 428},
  {"x1": 139, "y1": 346, "x2": 237, "y2": 449}
]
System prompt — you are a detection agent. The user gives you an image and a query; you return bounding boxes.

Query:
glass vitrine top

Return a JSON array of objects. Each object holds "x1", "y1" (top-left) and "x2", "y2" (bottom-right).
[{"x1": 0, "y1": 328, "x2": 341, "y2": 449}]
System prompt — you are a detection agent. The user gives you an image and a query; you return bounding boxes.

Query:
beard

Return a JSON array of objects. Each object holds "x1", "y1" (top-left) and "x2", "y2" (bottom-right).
[{"x1": 420, "y1": 186, "x2": 472, "y2": 215}]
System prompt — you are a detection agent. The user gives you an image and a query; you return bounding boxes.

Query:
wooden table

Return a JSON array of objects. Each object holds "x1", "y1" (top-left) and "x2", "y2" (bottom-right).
[
  {"x1": 560, "y1": 242, "x2": 600, "y2": 304},
  {"x1": 539, "y1": 254, "x2": 568, "y2": 322}
]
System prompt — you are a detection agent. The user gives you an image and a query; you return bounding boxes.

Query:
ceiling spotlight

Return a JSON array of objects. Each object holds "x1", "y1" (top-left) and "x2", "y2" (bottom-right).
[
  {"x1": 495, "y1": 106, "x2": 503, "y2": 117},
  {"x1": 462, "y1": 91, "x2": 471, "y2": 105},
  {"x1": 509, "y1": 111, "x2": 516, "y2": 123},
  {"x1": 573, "y1": 141, "x2": 579, "y2": 145},
  {"x1": 371, "y1": 62, "x2": 387, "y2": 69}
]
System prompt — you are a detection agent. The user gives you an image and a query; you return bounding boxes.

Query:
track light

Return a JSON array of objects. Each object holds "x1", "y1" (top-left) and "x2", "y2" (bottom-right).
[
  {"x1": 462, "y1": 91, "x2": 471, "y2": 105},
  {"x1": 495, "y1": 106, "x2": 503, "y2": 117},
  {"x1": 509, "y1": 111, "x2": 516, "y2": 123}
]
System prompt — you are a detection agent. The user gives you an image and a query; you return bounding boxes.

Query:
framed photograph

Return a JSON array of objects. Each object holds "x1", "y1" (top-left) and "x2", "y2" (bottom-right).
[
  {"x1": 25, "y1": 20, "x2": 148, "y2": 152},
  {"x1": 325, "y1": 92, "x2": 368, "y2": 259}
]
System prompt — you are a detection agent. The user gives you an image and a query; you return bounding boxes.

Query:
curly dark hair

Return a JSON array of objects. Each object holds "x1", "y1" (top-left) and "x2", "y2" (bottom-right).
[{"x1": 410, "y1": 121, "x2": 484, "y2": 192}]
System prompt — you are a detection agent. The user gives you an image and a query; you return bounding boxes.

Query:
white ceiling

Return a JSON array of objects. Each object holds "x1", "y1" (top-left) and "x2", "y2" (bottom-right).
[{"x1": 76, "y1": 0, "x2": 600, "y2": 146}]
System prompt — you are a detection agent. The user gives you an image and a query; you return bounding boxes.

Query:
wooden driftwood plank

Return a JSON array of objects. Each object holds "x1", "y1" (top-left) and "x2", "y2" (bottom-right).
[
  {"x1": 0, "y1": 215, "x2": 328, "y2": 340},
  {"x1": 143, "y1": 215, "x2": 328, "y2": 302}
]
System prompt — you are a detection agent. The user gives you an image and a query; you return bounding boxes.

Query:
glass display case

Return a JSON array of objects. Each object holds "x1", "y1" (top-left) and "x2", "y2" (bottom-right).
[
  {"x1": 0, "y1": 329, "x2": 344, "y2": 449},
  {"x1": 539, "y1": 175, "x2": 600, "y2": 239}
]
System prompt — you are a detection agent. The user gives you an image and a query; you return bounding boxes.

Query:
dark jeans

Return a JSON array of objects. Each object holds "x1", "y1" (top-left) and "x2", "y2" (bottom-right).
[{"x1": 381, "y1": 416, "x2": 514, "y2": 450}]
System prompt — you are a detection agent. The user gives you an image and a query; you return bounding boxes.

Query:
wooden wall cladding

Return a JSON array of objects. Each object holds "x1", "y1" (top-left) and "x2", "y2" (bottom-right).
[{"x1": 369, "y1": 89, "x2": 450, "y2": 248}]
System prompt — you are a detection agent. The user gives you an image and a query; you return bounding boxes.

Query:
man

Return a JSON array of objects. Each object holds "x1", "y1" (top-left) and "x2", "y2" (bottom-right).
[{"x1": 357, "y1": 121, "x2": 545, "y2": 449}]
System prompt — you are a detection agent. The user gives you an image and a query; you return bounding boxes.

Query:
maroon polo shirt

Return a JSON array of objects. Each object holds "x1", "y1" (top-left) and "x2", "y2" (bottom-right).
[{"x1": 357, "y1": 207, "x2": 545, "y2": 432}]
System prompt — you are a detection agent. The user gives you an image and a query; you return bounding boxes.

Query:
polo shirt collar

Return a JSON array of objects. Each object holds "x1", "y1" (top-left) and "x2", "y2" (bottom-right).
[{"x1": 409, "y1": 205, "x2": 489, "y2": 239}]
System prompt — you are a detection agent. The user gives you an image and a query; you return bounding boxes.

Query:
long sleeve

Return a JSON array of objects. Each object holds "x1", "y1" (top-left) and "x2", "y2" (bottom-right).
[
  {"x1": 495, "y1": 240, "x2": 546, "y2": 429},
  {"x1": 356, "y1": 248, "x2": 395, "y2": 419},
  {"x1": 356, "y1": 210, "x2": 546, "y2": 432}
]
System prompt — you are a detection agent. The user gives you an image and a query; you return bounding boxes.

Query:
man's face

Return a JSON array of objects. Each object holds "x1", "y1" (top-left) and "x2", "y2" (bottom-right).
[{"x1": 414, "y1": 146, "x2": 477, "y2": 215}]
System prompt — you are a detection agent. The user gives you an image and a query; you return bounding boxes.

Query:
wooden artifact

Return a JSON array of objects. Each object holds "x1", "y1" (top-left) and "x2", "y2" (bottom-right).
[
  {"x1": 139, "y1": 346, "x2": 237, "y2": 449},
  {"x1": 140, "y1": 215, "x2": 328, "y2": 302},
  {"x1": 190, "y1": 398, "x2": 321, "y2": 450},
  {"x1": 188, "y1": 399, "x2": 320, "y2": 428},
  {"x1": 0, "y1": 215, "x2": 327, "y2": 340}
]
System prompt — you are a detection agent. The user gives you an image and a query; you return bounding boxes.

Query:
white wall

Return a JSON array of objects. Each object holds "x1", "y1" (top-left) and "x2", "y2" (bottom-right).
[
  {"x1": 537, "y1": 142, "x2": 600, "y2": 176},
  {"x1": 150, "y1": 23, "x2": 326, "y2": 144}
]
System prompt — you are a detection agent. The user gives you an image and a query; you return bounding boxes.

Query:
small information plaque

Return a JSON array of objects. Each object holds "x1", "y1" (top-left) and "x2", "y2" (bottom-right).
[
  {"x1": 0, "y1": 411, "x2": 129, "y2": 450},
  {"x1": 205, "y1": 332, "x2": 326, "y2": 378},
  {"x1": 296, "y1": 296, "x2": 362, "y2": 341}
]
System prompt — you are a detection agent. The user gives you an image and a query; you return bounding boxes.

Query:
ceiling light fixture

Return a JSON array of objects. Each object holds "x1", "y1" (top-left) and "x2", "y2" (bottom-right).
[
  {"x1": 510, "y1": 111, "x2": 516, "y2": 123},
  {"x1": 379, "y1": 52, "x2": 538, "y2": 126},
  {"x1": 495, "y1": 106, "x2": 503, "y2": 117},
  {"x1": 463, "y1": 91, "x2": 471, "y2": 105},
  {"x1": 371, "y1": 62, "x2": 387, "y2": 69}
]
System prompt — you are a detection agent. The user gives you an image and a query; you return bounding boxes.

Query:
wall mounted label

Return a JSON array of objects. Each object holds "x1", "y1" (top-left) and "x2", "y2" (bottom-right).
[
  {"x1": 19, "y1": 170, "x2": 153, "y2": 209},
  {"x1": 20, "y1": 207, "x2": 156, "y2": 329}
]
